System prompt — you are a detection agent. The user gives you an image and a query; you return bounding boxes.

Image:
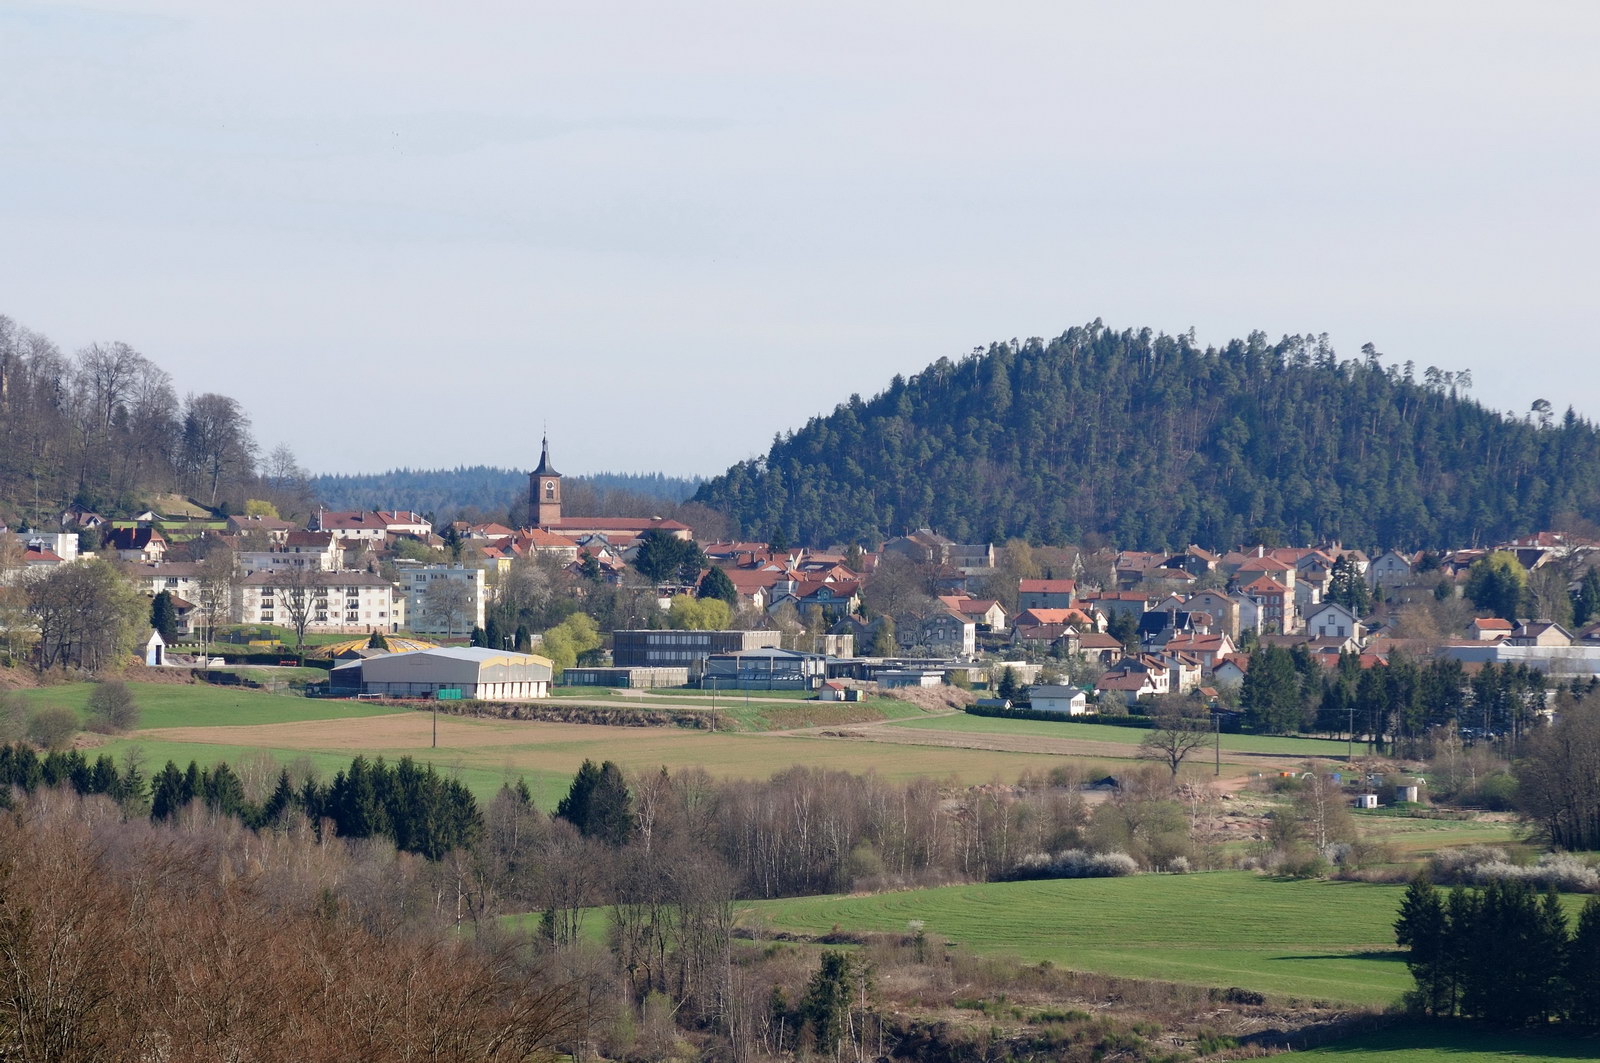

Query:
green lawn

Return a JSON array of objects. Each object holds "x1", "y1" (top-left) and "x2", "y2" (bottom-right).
[
  {"x1": 15, "y1": 682, "x2": 398, "y2": 730},
  {"x1": 1306, "y1": 1023, "x2": 1600, "y2": 1062},
  {"x1": 891, "y1": 713, "x2": 1357, "y2": 757},
  {"x1": 741, "y1": 872, "x2": 1402, "y2": 1007}
]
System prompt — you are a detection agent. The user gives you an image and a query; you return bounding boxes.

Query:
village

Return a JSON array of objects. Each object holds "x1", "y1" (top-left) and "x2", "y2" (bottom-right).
[{"x1": 8, "y1": 437, "x2": 1598, "y2": 739}]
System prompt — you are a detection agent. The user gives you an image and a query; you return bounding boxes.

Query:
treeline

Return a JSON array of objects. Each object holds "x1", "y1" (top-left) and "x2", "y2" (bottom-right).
[
  {"x1": 0, "y1": 745, "x2": 481, "y2": 860},
  {"x1": 0, "y1": 313, "x2": 311, "y2": 522},
  {"x1": 310, "y1": 466, "x2": 703, "y2": 523},
  {"x1": 693, "y1": 322, "x2": 1600, "y2": 549},
  {"x1": 1238, "y1": 647, "x2": 1578, "y2": 751},
  {"x1": 1395, "y1": 875, "x2": 1600, "y2": 1025}
]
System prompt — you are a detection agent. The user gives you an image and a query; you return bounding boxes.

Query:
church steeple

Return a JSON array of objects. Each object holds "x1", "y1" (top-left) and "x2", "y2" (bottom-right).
[{"x1": 529, "y1": 435, "x2": 562, "y2": 527}]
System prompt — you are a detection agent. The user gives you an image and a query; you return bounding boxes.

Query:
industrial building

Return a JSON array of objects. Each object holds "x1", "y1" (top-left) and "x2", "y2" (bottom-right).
[{"x1": 330, "y1": 647, "x2": 553, "y2": 700}]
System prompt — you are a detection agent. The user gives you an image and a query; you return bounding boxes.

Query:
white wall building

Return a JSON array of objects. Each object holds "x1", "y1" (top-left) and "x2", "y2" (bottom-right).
[
  {"x1": 239, "y1": 570, "x2": 402, "y2": 633},
  {"x1": 404, "y1": 564, "x2": 487, "y2": 637}
]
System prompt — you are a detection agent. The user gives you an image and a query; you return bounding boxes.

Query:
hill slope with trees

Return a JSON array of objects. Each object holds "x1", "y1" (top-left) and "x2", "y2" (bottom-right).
[{"x1": 693, "y1": 321, "x2": 1600, "y2": 550}]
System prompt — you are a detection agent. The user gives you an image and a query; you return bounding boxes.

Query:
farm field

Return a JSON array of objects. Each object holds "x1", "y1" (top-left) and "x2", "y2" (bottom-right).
[
  {"x1": 15, "y1": 681, "x2": 399, "y2": 730},
  {"x1": 1306, "y1": 1023, "x2": 1600, "y2": 1062},
  {"x1": 891, "y1": 712, "x2": 1357, "y2": 757},
  {"x1": 49, "y1": 682, "x2": 1075, "y2": 804},
  {"x1": 741, "y1": 872, "x2": 1592, "y2": 1007}
]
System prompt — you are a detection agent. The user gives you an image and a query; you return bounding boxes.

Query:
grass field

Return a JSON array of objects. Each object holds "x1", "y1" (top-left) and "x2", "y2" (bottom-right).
[
  {"x1": 15, "y1": 682, "x2": 400, "y2": 730},
  {"x1": 740, "y1": 872, "x2": 1595, "y2": 1008},
  {"x1": 890, "y1": 713, "x2": 1358, "y2": 757},
  {"x1": 25, "y1": 681, "x2": 1074, "y2": 804},
  {"x1": 1307, "y1": 1023, "x2": 1600, "y2": 1062}
]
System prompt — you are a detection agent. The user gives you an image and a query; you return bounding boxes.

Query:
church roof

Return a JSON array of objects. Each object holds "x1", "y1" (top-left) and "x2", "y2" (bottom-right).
[{"x1": 533, "y1": 435, "x2": 560, "y2": 476}]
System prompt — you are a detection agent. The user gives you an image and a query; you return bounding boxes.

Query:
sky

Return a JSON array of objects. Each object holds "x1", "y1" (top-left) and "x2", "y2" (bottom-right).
[{"x1": 3, "y1": 2, "x2": 1597, "y2": 479}]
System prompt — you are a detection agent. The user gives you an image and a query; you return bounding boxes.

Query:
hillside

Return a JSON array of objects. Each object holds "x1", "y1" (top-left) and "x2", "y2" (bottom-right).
[{"x1": 693, "y1": 322, "x2": 1600, "y2": 550}]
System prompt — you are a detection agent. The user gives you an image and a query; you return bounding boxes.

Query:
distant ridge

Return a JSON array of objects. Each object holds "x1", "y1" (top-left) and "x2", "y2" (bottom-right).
[
  {"x1": 692, "y1": 321, "x2": 1600, "y2": 551},
  {"x1": 313, "y1": 466, "x2": 702, "y2": 521}
]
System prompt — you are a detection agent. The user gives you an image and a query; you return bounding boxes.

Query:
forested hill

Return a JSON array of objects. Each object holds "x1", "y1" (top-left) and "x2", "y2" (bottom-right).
[
  {"x1": 692, "y1": 323, "x2": 1600, "y2": 551},
  {"x1": 312, "y1": 467, "x2": 701, "y2": 522}
]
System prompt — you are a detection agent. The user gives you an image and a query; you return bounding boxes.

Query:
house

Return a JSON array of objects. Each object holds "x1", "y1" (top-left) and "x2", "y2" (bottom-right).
[
  {"x1": 1368, "y1": 550, "x2": 1415, "y2": 588},
  {"x1": 1071, "y1": 631, "x2": 1126, "y2": 666},
  {"x1": 312, "y1": 510, "x2": 392, "y2": 543},
  {"x1": 1017, "y1": 578, "x2": 1077, "y2": 610},
  {"x1": 1162, "y1": 632, "x2": 1237, "y2": 674},
  {"x1": 1213, "y1": 654, "x2": 1249, "y2": 687},
  {"x1": 938, "y1": 596, "x2": 1008, "y2": 631},
  {"x1": 896, "y1": 608, "x2": 976, "y2": 658},
  {"x1": 227, "y1": 514, "x2": 299, "y2": 543},
  {"x1": 1471, "y1": 617, "x2": 1514, "y2": 641},
  {"x1": 238, "y1": 531, "x2": 342, "y2": 575},
  {"x1": 105, "y1": 527, "x2": 167, "y2": 562},
  {"x1": 881, "y1": 529, "x2": 957, "y2": 565},
  {"x1": 1028, "y1": 685, "x2": 1089, "y2": 715},
  {"x1": 1240, "y1": 576, "x2": 1294, "y2": 633},
  {"x1": 59, "y1": 505, "x2": 107, "y2": 529},
  {"x1": 1303, "y1": 601, "x2": 1365, "y2": 642},
  {"x1": 1507, "y1": 621, "x2": 1574, "y2": 648},
  {"x1": 818, "y1": 681, "x2": 863, "y2": 702}
]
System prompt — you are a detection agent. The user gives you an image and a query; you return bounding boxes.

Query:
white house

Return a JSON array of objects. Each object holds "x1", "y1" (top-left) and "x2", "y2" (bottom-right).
[
  {"x1": 1303, "y1": 601, "x2": 1365, "y2": 642},
  {"x1": 1028, "y1": 685, "x2": 1089, "y2": 715},
  {"x1": 238, "y1": 531, "x2": 343, "y2": 575}
]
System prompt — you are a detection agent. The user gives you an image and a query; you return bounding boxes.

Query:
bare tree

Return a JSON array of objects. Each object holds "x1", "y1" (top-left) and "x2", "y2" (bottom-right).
[
  {"x1": 423, "y1": 577, "x2": 475, "y2": 638},
  {"x1": 182, "y1": 392, "x2": 256, "y2": 505},
  {"x1": 195, "y1": 548, "x2": 239, "y2": 651},
  {"x1": 268, "y1": 563, "x2": 327, "y2": 660},
  {"x1": 1137, "y1": 705, "x2": 1214, "y2": 778}
]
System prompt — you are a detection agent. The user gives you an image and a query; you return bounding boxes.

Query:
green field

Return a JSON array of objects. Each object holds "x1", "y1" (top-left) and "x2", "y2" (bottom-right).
[
  {"x1": 747, "y1": 871, "x2": 1594, "y2": 1008},
  {"x1": 15, "y1": 682, "x2": 399, "y2": 730},
  {"x1": 891, "y1": 713, "x2": 1358, "y2": 757},
  {"x1": 1307, "y1": 1024, "x2": 1600, "y2": 1062}
]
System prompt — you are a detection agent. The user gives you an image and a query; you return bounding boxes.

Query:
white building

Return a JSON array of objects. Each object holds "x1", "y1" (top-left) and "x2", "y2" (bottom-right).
[
  {"x1": 238, "y1": 531, "x2": 343, "y2": 575},
  {"x1": 404, "y1": 564, "x2": 487, "y2": 637},
  {"x1": 239, "y1": 570, "x2": 402, "y2": 633},
  {"x1": 1028, "y1": 685, "x2": 1089, "y2": 715}
]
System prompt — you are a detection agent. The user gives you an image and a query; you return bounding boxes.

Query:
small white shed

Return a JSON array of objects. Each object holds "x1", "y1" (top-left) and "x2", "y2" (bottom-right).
[{"x1": 143, "y1": 629, "x2": 167, "y2": 667}]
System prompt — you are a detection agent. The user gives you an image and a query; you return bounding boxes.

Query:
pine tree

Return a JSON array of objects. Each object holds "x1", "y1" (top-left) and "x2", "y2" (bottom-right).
[
  {"x1": 150, "y1": 590, "x2": 180, "y2": 642},
  {"x1": 698, "y1": 565, "x2": 739, "y2": 608},
  {"x1": 1394, "y1": 874, "x2": 1450, "y2": 1016},
  {"x1": 1567, "y1": 897, "x2": 1600, "y2": 1024},
  {"x1": 1575, "y1": 566, "x2": 1600, "y2": 628}
]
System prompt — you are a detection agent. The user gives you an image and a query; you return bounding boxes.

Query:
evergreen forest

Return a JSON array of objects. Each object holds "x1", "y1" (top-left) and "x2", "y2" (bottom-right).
[{"x1": 693, "y1": 322, "x2": 1600, "y2": 550}]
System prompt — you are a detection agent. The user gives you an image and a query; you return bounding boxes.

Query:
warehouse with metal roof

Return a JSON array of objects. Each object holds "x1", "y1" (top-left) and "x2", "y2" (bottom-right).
[{"x1": 330, "y1": 646, "x2": 553, "y2": 700}]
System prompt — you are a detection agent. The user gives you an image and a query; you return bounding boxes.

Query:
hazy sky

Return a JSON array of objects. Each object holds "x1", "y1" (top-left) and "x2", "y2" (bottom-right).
[{"x1": 3, "y1": 2, "x2": 1597, "y2": 479}]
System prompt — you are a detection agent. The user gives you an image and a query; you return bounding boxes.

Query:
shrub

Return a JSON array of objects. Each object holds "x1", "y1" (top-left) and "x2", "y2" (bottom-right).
[
  {"x1": 86, "y1": 680, "x2": 140, "y2": 733},
  {"x1": 1429, "y1": 846, "x2": 1600, "y2": 892},
  {"x1": 1000, "y1": 849, "x2": 1138, "y2": 881},
  {"x1": 26, "y1": 705, "x2": 79, "y2": 750}
]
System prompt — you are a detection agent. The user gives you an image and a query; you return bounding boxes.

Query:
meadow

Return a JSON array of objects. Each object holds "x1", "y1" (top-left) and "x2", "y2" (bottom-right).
[
  {"x1": 18, "y1": 681, "x2": 1082, "y2": 806},
  {"x1": 740, "y1": 872, "x2": 1596, "y2": 1008},
  {"x1": 1303, "y1": 1024, "x2": 1600, "y2": 1062},
  {"x1": 890, "y1": 712, "x2": 1358, "y2": 758}
]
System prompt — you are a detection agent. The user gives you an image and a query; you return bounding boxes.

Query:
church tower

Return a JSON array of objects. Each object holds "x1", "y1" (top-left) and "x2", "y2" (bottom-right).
[{"x1": 529, "y1": 435, "x2": 562, "y2": 528}]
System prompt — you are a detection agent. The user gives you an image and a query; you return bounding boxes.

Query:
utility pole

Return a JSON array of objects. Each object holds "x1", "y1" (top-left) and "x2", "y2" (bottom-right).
[{"x1": 1214, "y1": 711, "x2": 1220, "y2": 776}]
